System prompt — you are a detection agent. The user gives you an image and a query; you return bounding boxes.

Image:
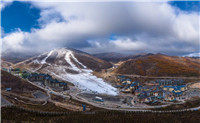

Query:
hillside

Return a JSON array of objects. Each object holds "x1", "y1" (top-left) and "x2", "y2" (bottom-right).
[
  {"x1": 2, "y1": 107, "x2": 200, "y2": 122},
  {"x1": 113, "y1": 54, "x2": 200, "y2": 77},
  {"x1": 1, "y1": 70, "x2": 45, "y2": 96}
]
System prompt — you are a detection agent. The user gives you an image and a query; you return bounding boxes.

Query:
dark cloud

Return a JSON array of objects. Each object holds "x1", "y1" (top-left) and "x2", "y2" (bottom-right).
[{"x1": 2, "y1": 2, "x2": 199, "y2": 56}]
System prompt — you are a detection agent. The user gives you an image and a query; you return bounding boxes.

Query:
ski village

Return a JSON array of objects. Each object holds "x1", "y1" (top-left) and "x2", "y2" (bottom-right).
[
  {"x1": 1, "y1": 48, "x2": 200, "y2": 122},
  {"x1": 2, "y1": 66, "x2": 200, "y2": 111}
]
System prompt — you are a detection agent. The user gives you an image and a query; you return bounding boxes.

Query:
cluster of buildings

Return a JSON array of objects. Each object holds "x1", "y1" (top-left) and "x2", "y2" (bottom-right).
[
  {"x1": 134, "y1": 85, "x2": 187, "y2": 103},
  {"x1": 116, "y1": 75, "x2": 140, "y2": 93},
  {"x1": 28, "y1": 73, "x2": 68, "y2": 91},
  {"x1": 116, "y1": 75, "x2": 188, "y2": 104},
  {"x1": 2, "y1": 67, "x2": 68, "y2": 91}
]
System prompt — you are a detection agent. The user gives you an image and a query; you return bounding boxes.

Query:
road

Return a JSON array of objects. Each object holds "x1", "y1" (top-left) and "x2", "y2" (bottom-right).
[
  {"x1": 117, "y1": 74, "x2": 200, "y2": 80},
  {"x1": 2, "y1": 91, "x2": 49, "y2": 104},
  {"x1": 6, "y1": 71, "x2": 200, "y2": 113},
  {"x1": 67, "y1": 90, "x2": 200, "y2": 113}
]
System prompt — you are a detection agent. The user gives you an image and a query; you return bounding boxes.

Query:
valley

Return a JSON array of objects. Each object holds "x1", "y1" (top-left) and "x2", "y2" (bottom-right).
[
  {"x1": 1, "y1": 48, "x2": 200, "y2": 115},
  {"x1": 2, "y1": 67, "x2": 200, "y2": 113}
]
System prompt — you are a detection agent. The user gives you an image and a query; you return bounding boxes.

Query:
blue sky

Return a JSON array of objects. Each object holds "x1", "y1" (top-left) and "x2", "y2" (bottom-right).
[
  {"x1": 1, "y1": 1, "x2": 199, "y2": 56},
  {"x1": 169, "y1": 1, "x2": 199, "y2": 12},
  {"x1": 2, "y1": 1, "x2": 41, "y2": 34},
  {"x1": 2, "y1": 1, "x2": 199, "y2": 34}
]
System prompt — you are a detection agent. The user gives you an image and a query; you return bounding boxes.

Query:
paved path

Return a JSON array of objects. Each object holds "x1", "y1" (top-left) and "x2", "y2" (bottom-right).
[
  {"x1": 117, "y1": 74, "x2": 200, "y2": 80},
  {"x1": 1, "y1": 96, "x2": 12, "y2": 107},
  {"x1": 7, "y1": 71, "x2": 200, "y2": 113}
]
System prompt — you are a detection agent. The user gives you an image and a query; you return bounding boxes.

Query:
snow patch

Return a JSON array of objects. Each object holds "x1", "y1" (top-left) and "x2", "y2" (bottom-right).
[
  {"x1": 41, "y1": 50, "x2": 54, "y2": 64},
  {"x1": 65, "y1": 50, "x2": 81, "y2": 72},
  {"x1": 70, "y1": 53, "x2": 87, "y2": 69},
  {"x1": 60, "y1": 71, "x2": 118, "y2": 95},
  {"x1": 33, "y1": 59, "x2": 40, "y2": 64}
]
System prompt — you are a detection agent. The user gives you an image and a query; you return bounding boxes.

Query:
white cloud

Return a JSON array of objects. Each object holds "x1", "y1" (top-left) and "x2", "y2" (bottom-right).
[
  {"x1": 112, "y1": 39, "x2": 147, "y2": 50},
  {"x1": 173, "y1": 13, "x2": 199, "y2": 45},
  {"x1": 0, "y1": 1, "x2": 13, "y2": 10},
  {"x1": 84, "y1": 38, "x2": 148, "y2": 54},
  {"x1": 2, "y1": 1, "x2": 199, "y2": 56},
  {"x1": 2, "y1": 30, "x2": 28, "y2": 51}
]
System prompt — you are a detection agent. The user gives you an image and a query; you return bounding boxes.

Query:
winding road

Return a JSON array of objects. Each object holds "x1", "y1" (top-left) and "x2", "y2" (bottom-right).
[{"x1": 4, "y1": 71, "x2": 200, "y2": 113}]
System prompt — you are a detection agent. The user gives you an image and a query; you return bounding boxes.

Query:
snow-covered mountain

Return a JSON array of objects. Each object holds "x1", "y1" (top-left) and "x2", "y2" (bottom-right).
[
  {"x1": 15, "y1": 48, "x2": 118, "y2": 95},
  {"x1": 183, "y1": 52, "x2": 200, "y2": 58}
]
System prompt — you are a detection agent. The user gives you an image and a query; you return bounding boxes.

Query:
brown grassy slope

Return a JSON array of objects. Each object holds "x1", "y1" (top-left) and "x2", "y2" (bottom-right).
[
  {"x1": 1, "y1": 60, "x2": 13, "y2": 68},
  {"x1": 1, "y1": 70, "x2": 45, "y2": 95},
  {"x1": 74, "y1": 52, "x2": 112, "y2": 72},
  {"x1": 114, "y1": 54, "x2": 200, "y2": 77},
  {"x1": 2, "y1": 106, "x2": 200, "y2": 123}
]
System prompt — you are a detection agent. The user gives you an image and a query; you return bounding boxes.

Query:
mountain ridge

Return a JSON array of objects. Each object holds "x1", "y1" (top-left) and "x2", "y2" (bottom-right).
[
  {"x1": 93, "y1": 52, "x2": 154, "y2": 63},
  {"x1": 113, "y1": 54, "x2": 200, "y2": 77}
]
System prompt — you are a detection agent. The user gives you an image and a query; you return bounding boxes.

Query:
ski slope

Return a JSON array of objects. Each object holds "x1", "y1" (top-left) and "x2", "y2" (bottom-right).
[{"x1": 37, "y1": 48, "x2": 118, "y2": 95}]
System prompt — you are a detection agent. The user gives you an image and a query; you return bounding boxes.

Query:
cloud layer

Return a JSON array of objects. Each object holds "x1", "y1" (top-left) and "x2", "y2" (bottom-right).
[{"x1": 2, "y1": 1, "x2": 199, "y2": 56}]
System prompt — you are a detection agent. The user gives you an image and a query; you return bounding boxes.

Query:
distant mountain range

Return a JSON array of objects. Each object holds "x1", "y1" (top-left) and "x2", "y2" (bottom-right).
[
  {"x1": 184, "y1": 52, "x2": 200, "y2": 58},
  {"x1": 1, "y1": 60, "x2": 13, "y2": 68},
  {"x1": 2, "y1": 51, "x2": 39, "y2": 64},
  {"x1": 93, "y1": 52, "x2": 153, "y2": 63}
]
